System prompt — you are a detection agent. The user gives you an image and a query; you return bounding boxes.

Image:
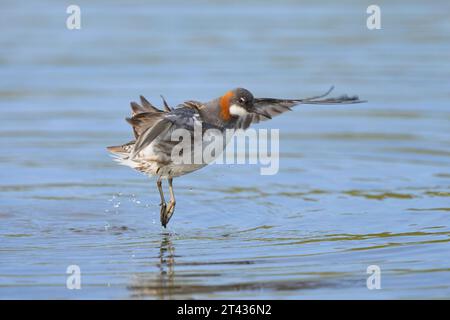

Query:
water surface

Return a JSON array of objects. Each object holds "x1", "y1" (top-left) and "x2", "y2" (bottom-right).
[{"x1": 0, "y1": 0, "x2": 449, "y2": 299}]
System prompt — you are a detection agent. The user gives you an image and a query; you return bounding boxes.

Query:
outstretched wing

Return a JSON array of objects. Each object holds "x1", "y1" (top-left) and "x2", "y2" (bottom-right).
[
  {"x1": 109, "y1": 95, "x2": 194, "y2": 158},
  {"x1": 249, "y1": 86, "x2": 365, "y2": 124},
  {"x1": 130, "y1": 104, "x2": 203, "y2": 158},
  {"x1": 125, "y1": 95, "x2": 173, "y2": 157}
]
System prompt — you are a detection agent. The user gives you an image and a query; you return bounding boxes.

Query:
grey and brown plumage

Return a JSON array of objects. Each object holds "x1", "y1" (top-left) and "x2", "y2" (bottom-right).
[{"x1": 107, "y1": 87, "x2": 365, "y2": 227}]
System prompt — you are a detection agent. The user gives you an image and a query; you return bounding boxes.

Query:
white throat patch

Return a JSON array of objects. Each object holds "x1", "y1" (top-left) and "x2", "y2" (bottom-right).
[{"x1": 229, "y1": 104, "x2": 248, "y2": 117}]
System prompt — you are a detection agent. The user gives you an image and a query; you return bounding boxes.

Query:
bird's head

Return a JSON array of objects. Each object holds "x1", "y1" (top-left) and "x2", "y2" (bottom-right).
[{"x1": 219, "y1": 88, "x2": 255, "y2": 121}]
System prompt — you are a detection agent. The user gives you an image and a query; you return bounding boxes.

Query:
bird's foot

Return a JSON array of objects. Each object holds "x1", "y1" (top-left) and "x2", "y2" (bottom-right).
[
  {"x1": 166, "y1": 200, "x2": 176, "y2": 225},
  {"x1": 160, "y1": 202, "x2": 168, "y2": 228},
  {"x1": 160, "y1": 200, "x2": 176, "y2": 228}
]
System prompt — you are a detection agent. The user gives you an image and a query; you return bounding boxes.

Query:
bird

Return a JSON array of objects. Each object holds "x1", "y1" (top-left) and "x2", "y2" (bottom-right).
[{"x1": 107, "y1": 86, "x2": 365, "y2": 227}]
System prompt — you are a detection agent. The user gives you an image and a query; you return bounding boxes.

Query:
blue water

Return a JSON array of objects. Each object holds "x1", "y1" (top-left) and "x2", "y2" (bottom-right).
[{"x1": 0, "y1": 0, "x2": 449, "y2": 299}]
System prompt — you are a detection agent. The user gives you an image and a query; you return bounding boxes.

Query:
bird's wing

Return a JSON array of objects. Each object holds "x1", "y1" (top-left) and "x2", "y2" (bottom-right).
[
  {"x1": 165, "y1": 105, "x2": 202, "y2": 130},
  {"x1": 130, "y1": 95, "x2": 165, "y2": 116},
  {"x1": 180, "y1": 100, "x2": 204, "y2": 110},
  {"x1": 249, "y1": 86, "x2": 366, "y2": 124},
  {"x1": 131, "y1": 105, "x2": 203, "y2": 157},
  {"x1": 130, "y1": 117, "x2": 173, "y2": 158},
  {"x1": 126, "y1": 93, "x2": 186, "y2": 157}
]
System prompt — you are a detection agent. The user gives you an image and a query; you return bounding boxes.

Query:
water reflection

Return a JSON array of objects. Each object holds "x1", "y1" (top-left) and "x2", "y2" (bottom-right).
[
  {"x1": 128, "y1": 232, "x2": 357, "y2": 299},
  {"x1": 155, "y1": 233, "x2": 176, "y2": 299},
  {"x1": 1, "y1": 0, "x2": 450, "y2": 299},
  {"x1": 128, "y1": 232, "x2": 177, "y2": 299}
]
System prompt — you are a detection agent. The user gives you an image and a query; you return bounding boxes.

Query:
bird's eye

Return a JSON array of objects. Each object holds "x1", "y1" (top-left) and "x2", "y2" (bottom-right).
[{"x1": 239, "y1": 97, "x2": 246, "y2": 103}]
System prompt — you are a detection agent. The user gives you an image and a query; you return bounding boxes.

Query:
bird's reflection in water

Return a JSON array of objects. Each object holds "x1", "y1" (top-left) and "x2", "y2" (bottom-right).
[
  {"x1": 128, "y1": 232, "x2": 349, "y2": 299},
  {"x1": 127, "y1": 232, "x2": 178, "y2": 299},
  {"x1": 156, "y1": 232, "x2": 175, "y2": 298}
]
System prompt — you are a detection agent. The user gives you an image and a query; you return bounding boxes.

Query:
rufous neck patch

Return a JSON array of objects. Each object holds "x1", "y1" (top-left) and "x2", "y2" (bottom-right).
[{"x1": 219, "y1": 91, "x2": 234, "y2": 121}]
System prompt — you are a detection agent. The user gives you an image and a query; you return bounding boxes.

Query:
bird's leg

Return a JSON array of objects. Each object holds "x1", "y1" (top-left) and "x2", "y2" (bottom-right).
[
  {"x1": 157, "y1": 177, "x2": 167, "y2": 227},
  {"x1": 165, "y1": 178, "x2": 176, "y2": 226}
]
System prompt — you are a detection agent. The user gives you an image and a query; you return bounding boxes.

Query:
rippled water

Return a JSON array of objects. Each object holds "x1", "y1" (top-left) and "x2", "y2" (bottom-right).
[{"x1": 1, "y1": 0, "x2": 449, "y2": 299}]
